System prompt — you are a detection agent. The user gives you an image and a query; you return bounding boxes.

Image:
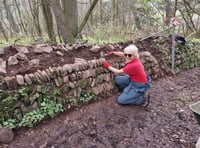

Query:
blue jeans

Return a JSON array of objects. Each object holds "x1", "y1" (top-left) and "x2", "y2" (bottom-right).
[{"x1": 115, "y1": 75, "x2": 151, "y2": 105}]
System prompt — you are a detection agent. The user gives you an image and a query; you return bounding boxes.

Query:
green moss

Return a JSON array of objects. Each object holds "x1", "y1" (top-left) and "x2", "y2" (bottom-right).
[{"x1": 77, "y1": 79, "x2": 90, "y2": 88}]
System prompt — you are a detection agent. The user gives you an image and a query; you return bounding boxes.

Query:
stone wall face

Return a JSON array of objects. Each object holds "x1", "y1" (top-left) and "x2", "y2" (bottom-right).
[
  {"x1": 1, "y1": 58, "x2": 119, "y2": 92},
  {"x1": 0, "y1": 52, "x2": 156, "y2": 122},
  {"x1": 1, "y1": 52, "x2": 160, "y2": 94}
]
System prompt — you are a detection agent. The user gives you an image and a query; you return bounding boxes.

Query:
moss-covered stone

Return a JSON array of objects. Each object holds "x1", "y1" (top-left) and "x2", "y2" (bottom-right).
[{"x1": 77, "y1": 79, "x2": 90, "y2": 89}]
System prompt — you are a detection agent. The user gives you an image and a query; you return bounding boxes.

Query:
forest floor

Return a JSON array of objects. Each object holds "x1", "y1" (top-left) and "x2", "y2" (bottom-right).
[
  {"x1": 1, "y1": 66, "x2": 200, "y2": 148},
  {"x1": 1, "y1": 38, "x2": 200, "y2": 147}
]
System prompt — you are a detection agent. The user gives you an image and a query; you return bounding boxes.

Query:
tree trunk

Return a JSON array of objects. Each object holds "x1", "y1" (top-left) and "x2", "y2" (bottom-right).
[
  {"x1": 132, "y1": 1, "x2": 142, "y2": 30},
  {"x1": 28, "y1": 0, "x2": 42, "y2": 37},
  {"x1": 0, "y1": 20, "x2": 8, "y2": 41},
  {"x1": 182, "y1": 0, "x2": 197, "y2": 32},
  {"x1": 13, "y1": 0, "x2": 27, "y2": 35},
  {"x1": 41, "y1": 0, "x2": 56, "y2": 43},
  {"x1": 62, "y1": 0, "x2": 78, "y2": 38},
  {"x1": 173, "y1": 0, "x2": 178, "y2": 17},
  {"x1": 78, "y1": 0, "x2": 99, "y2": 36},
  {"x1": 112, "y1": 0, "x2": 116, "y2": 26},
  {"x1": 50, "y1": 0, "x2": 74, "y2": 43},
  {"x1": 3, "y1": 0, "x2": 20, "y2": 35},
  {"x1": 165, "y1": 0, "x2": 173, "y2": 25},
  {"x1": 99, "y1": 0, "x2": 103, "y2": 24},
  {"x1": 179, "y1": 9, "x2": 191, "y2": 35},
  {"x1": 89, "y1": 0, "x2": 94, "y2": 26}
]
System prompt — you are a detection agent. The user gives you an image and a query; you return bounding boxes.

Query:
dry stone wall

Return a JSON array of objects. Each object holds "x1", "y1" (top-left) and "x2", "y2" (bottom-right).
[
  {"x1": 0, "y1": 50, "x2": 157, "y2": 122},
  {"x1": 0, "y1": 39, "x2": 200, "y2": 126}
]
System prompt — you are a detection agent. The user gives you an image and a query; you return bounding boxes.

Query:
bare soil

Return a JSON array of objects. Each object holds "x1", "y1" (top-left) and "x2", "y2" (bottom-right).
[
  {"x1": 1, "y1": 39, "x2": 200, "y2": 148},
  {"x1": 1, "y1": 37, "x2": 169, "y2": 77}
]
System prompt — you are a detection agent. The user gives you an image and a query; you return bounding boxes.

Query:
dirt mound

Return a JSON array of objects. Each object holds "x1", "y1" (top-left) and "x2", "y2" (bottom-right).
[{"x1": 0, "y1": 37, "x2": 170, "y2": 77}]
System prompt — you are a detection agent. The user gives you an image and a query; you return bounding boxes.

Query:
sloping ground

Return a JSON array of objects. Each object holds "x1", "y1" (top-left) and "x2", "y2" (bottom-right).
[{"x1": 1, "y1": 66, "x2": 200, "y2": 148}]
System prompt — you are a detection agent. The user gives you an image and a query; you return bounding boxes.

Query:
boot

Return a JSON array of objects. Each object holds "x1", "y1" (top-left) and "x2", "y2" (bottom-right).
[{"x1": 141, "y1": 92, "x2": 150, "y2": 107}]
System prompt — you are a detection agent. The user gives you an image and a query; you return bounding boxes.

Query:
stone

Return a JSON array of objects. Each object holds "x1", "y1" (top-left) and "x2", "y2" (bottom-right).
[
  {"x1": 56, "y1": 51, "x2": 64, "y2": 56},
  {"x1": 28, "y1": 74, "x2": 35, "y2": 83},
  {"x1": 4, "y1": 76, "x2": 18, "y2": 89},
  {"x1": 89, "y1": 45, "x2": 101, "y2": 53},
  {"x1": 29, "y1": 59, "x2": 40, "y2": 67},
  {"x1": 45, "y1": 69, "x2": 53, "y2": 79},
  {"x1": 92, "y1": 87, "x2": 100, "y2": 95},
  {"x1": 69, "y1": 82, "x2": 75, "y2": 88},
  {"x1": 72, "y1": 63, "x2": 80, "y2": 71},
  {"x1": 108, "y1": 44, "x2": 115, "y2": 50},
  {"x1": 62, "y1": 64, "x2": 72, "y2": 74},
  {"x1": 63, "y1": 76, "x2": 69, "y2": 83},
  {"x1": 56, "y1": 66, "x2": 62, "y2": 77},
  {"x1": 74, "y1": 58, "x2": 87, "y2": 63},
  {"x1": 0, "y1": 59, "x2": 7, "y2": 74},
  {"x1": 34, "y1": 72, "x2": 42, "y2": 83},
  {"x1": 41, "y1": 70, "x2": 50, "y2": 81},
  {"x1": 55, "y1": 77, "x2": 63, "y2": 87},
  {"x1": 35, "y1": 43, "x2": 48, "y2": 48},
  {"x1": 91, "y1": 79, "x2": 96, "y2": 87},
  {"x1": 104, "y1": 73, "x2": 111, "y2": 81},
  {"x1": 0, "y1": 127, "x2": 14, "y2": 143},
  {"x1": 139, "y1": 51, "x2": 151, "y2": 57},
  {"x1": 82, "y1": 70, "x2": 91, "y2": 79},
  {"x1": 7, "y1": 56, "x2": 19, "y2": 65},
  {"x1": 15, "y1": 46, "x2": 29, "y2": 54},
  {"x1": 42, "y1": 46, "x2": 53, "y2": 53},
  {"x1": 14, "y1": 52, "x2": 28, "y2": 61},
  {"x1": 65, "y1": 44, "x2": 73, "y2": 50},
  {"x1": 37, "y1": 70, "x2": 46, "y2": 81},
  {"x1": 33, "y1": 47, "x2": 43, "y2": 53},
  {"x1": 69, "y1": 73, "x2": 77, "y2": 81},
  {"x1": 0, "y1": 48, "x2": 5, "y2": 55},
  {"x1": 16, "y1": 75, "x2": 24, "y2": 85}
]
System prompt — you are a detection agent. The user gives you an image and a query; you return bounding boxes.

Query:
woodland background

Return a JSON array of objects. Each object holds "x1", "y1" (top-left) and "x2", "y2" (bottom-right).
[{"x1": 0, "y1": 0, "x2": 200, "y2": 46}]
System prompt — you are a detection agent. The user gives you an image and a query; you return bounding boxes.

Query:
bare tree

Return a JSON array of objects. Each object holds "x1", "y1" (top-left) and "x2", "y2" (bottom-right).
[
  {"x1": 41, "y1": 0, "x2": 56, "y2": 43},
  {"x1": 89, "y1": 0, "x2": 94, "y2": 26},
  {"x1": 62, "y1": 0, "x2": 78, "y2": 38},
  {"x1": 3, "y1": 0, "x2": 19, "y2": 36},
  {"x1": 28, "y1": 0, "x2": 42, "y2": 37},
  {"x1": 182, "y1": 0, "x2": 197, "y2": 32},
  {"x1": 112, "y1": 0, "x2": 116, "y2": 26},
  {"x1": 78, "y1": 0, "x2": 99, "y2": 36},
  {"x1": 99, "y1": 0, "x2": 103, "y2": 24},
  {"x1": 165, "y1": 0, "x2": 173, "y2": 25},
  {"x1": 179, "y1": 0, "x2": 200, "y2": 36},
  {"x1": 0, "y1": 20, "x2": 8, "y2": 41},
  {"x1": 131, "y1": 1, "x2": 142, "y2": 30},
  {"x1": 50, "y1": 0, "x2": 74, "y2": 43},
  {"x1": 13, "y1": 0, "x2": 27, "y2": 35},
  {"x1": 173, "y1": 0, "x2": 178, "y2": 17}
]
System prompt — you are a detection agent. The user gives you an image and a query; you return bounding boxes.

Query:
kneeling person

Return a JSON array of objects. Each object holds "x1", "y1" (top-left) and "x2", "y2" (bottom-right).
[{"x1": 103, "y1": 44, "x2": 151, "y2": 106}]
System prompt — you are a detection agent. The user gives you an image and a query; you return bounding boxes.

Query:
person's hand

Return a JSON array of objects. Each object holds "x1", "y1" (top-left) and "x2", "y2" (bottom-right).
[{"x1": 103, "y1": 61, "x2": 110, "y2": 69}]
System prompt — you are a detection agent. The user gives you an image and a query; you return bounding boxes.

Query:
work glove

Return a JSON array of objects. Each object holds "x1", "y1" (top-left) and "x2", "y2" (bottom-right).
[
  {"x1": 104, "y1": 51, "x2": 114, "y2": 56},
  {"x1": 107, "y1": 51, "x2": 114, "y2": 55},
  {"x1": 103, "y1": 61, "x2": 110, "y2": 69}
]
